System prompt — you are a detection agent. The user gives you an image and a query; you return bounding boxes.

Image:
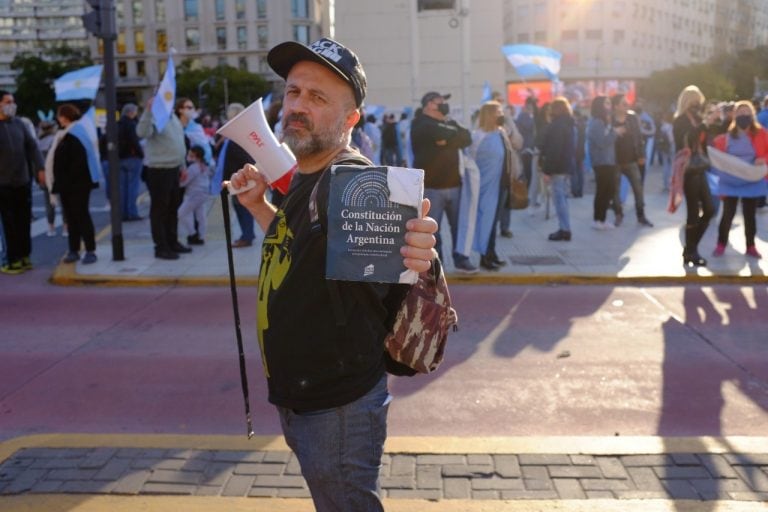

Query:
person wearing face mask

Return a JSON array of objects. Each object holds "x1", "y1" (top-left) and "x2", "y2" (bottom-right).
[
  {"x1": 0, "y1": 90, "x2": 45, "y2": 274},
  {"x1": 468, "y1": 101, "x2": 513, "y2": 270},
  {"x1": 175, "y1": 98, "x2": 212, "y2": 166},
  {"x1": 709, "y1": 100, "x2": 768, "y2": 259},
  {"x1": 411, "y1": 91, "x2": 474, "y2": 272},
  {"x1": 671, "y1": 85, "x2": 714, "y2": 267}
]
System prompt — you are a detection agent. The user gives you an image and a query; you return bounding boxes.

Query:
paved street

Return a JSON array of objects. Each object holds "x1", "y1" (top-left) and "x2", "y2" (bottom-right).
[{"x1": 1, "y1": 164, "x2": 767, "y2": 510}]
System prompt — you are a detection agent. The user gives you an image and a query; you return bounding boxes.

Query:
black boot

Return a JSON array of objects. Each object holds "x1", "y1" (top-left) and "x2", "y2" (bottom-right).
[
  {"x1": 683, "y1": 225, "x2": 707, "y2": 267},
  {"x1": 489, "y1": 251, "x2": 507, "y2": 267},
  {"x1": 480, "y1": 254, "x2": 500, "y2": 271}
]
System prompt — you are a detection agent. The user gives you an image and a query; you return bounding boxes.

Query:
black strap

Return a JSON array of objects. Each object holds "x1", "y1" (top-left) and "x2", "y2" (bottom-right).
[{"x1": 220, "y1": 188, "x2": 254, "y2": 439}]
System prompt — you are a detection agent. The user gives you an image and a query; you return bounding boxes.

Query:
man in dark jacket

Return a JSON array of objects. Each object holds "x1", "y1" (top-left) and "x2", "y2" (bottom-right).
[
  {"x1": 228, "y1": 37, "x2": 437, "y2": 511},
  {"x1": 611, "y1": 94, "x2": 653, "y2": 227},
  {"x1": 117, "y1": 103, "x2": 144, "y2": 221},
  {"x1": 0, "y1": 90, "x2": 44, "y2": 274},
  {"x1": 411, "y1": 91, "x2": 475, "y2": 272}
]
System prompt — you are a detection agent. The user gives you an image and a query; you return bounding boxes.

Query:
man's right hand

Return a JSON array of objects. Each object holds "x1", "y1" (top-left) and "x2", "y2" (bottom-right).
[{"x1": 225, "y1": 163, "x2": 269, "y2": 209}]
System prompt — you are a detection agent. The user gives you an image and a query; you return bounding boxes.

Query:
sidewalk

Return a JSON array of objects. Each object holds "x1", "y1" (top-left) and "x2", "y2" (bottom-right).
[
  {"x1": 2, "y1": 434, "x2": 767, "y2": 510},
  {"x1": 51, "y1": 165, "x2": 768, "y2": 286}
]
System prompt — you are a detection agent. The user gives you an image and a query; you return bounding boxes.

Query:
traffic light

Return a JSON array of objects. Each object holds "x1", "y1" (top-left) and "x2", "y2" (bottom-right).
[{"x1": 82, "y1": 0, "x2": 116, "y2": 39}]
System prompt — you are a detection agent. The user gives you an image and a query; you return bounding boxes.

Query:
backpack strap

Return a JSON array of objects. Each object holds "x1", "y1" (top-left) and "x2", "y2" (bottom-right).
[{"x1": 309, "y1": 147, "x2": 373, "y2": 326}]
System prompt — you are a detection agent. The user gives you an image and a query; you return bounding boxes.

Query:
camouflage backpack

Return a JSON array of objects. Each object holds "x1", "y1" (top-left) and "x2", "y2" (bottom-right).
[{"x1": 309, "y1": 149, "x2": 458, "y2": 375}]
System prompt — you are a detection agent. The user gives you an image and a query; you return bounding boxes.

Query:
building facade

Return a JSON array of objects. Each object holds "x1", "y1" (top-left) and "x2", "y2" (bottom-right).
[
  {"x1": 334, "y1": 0, "x2": 505, "y2": 121},
  {"x1": 0, "y1": 0, "x2": 90, "y2": 90},
  {"x1": 91, "y1": 0, "x2": 328, "y2": 105}
]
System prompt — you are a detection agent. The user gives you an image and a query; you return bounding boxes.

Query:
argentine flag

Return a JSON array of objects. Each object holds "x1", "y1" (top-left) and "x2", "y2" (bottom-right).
[
  {"x1": 151, "y1": 53, "x2": 176, "y2": 133},
  {"x1": 54, "y1": 65, "x2": 103, "y2": 102},
  {"x1": 502, "y1": 44, "x2": 561, "y2": 80},
  {"x1": 68, "y1": 107, "x2": 102, "y2": 185},
  {"x1": 481, "y1": 81, "x2": 493, "y2": 103}
]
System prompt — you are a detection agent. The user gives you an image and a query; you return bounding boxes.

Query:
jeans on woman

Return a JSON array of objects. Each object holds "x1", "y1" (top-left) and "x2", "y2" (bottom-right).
[
  {"x1": 277, "y1": 375, "x2": 390, "y2": 512},
  {"x1": 718, "y1": 196, "x2": 759, "y2": 247},
  {"x1": 683, "y1": 170, "x2": 714, "y2": 254},
  {"x1": 550, "y1": 174, "x2": 570, "y2": 232},
  {"x1": 592, "y1": 165, "x2": 616, "y2": 222},
  {"x1": 424, "y1": 186, "x2": 460, "y2": 264}
]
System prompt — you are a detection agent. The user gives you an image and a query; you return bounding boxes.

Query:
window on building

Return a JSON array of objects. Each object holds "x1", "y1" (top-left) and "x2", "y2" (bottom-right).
[
  {"x1": 417, "y1": 0, "x2": 455, "y2": 10},
  {"x1": 116, "y1": 1, "x2": 124, "y2": 23},
  {"x1": 613, "y1": 29, "x2": 624, "y2": 44},
  {"x1": 517, "y1": 33, "x2": 530, "y2": 43},
  {"x1": 293, "y1": 24, "x2": 309, "y2": 45},
  {"x1": 157, "y1": 30, "x2": 167, "y2": 52},
  {"x1": 117, "y1": 32, "x2": 126, "y2": 54},
  {"x1": 236, "y1": 0, "x2": 246, "y2": 20},
  {"x1": 533, "y1": 1, "x2": 546, "y2": 16},
  {"x1": 118, "y1": 61, "x2": 127, "y2": 77},
  {"x1": 215, "y1": 0, "x2": 226, "y2": 20},
  {"x1": 291, "y1": 0, "x2": 309, "y2": 18},
  {"x1": 159, "y1": 59, "x2": 167, "y2": 76},
  {"x1": 239, "y1": 56, "x2": 248, "y2": 70},
  {"x1": 155, "y1": 2, "x2": 166, "y2": 22},
  {"x1": 517, "y1": 5, "x2": 529, "y2": 18},
  {"x1": 534, "y1": 30, "x2": 546, "y2": 43},
  {"x1": 237, "y1": 26, "x2": 247, "y2": 49},
  {"x1": 216, "y1": 27, "x2": 227, "y2": 50},
  {"x1": 561, "y1": 29, "x2": 578, "y2": 40},
  {"x1": 136, "y1": 60, "x2": 146, "y2": 77},
  {"x1": 585, "y1": 29, "x2": 603, "y2": 40},
  {"x1": 184, "y1": 0, "x2": 198, "y2": 22},
  {"x1": 134, "y1": 30, "x2": 144, "y2": 53},
  {"x1": 132, "y1": 0, "x2": 143, "y2": 21},
  {"x1": 186, "y1": 27, "x2": 200, "y2": 51},
  {"x1": 256, "y1": 0, "x2": 267, "y2": 18},
  {"x1": 217, "y1": 56, "x2": 228, "y2": 67},
  {"x1": 258, "y1": 25, "x2": 269, "y2": 48}
]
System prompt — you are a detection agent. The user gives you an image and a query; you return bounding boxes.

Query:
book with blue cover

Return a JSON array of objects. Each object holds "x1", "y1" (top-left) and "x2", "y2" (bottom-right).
[{"x1": 326, "y1": 165, "x2": 424, "y2": 284}]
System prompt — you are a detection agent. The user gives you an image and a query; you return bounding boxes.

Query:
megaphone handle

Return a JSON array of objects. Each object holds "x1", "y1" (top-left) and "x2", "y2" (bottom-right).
[{"x1": 227, "y1": 180, "x2": 258, "y2": 195}]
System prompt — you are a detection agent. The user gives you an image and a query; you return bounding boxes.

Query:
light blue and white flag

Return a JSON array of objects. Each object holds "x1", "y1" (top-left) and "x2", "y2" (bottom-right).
[
  {"x1": 481, "y1": 81, "x2": 493, "y2": 103},
  {"x1": 54, "y1": 65, "x2": 103, "y2": 102},
  {"x1": 501, "y1": 44, "x2": 561, "y2": 80},
  {"x1": 151, "y1": 53, "x2": 176, "y2": 133},
  {"x1": 68, "y1": 107, "x2": 102, "y2": 184}
]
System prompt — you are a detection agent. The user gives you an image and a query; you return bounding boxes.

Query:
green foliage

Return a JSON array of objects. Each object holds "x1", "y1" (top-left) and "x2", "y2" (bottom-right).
[
  {"x1": 175, "y1": 60, "x2": 271, "y2": 119},
  {"x1": 638, "y1": 45, "x2": 768, "y2": 110},
  {"x1": 10, "y1": 46, "x2": 93, "y2": 121}
]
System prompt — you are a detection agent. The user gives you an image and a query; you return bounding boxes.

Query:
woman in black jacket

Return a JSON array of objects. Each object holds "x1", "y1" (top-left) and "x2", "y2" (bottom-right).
[
  {"x1": 539, "y1": 97, "x2": 576, "y2": 241},
  {"x1": 52, "y1": 103, "x2": 99, "y2": 264}
]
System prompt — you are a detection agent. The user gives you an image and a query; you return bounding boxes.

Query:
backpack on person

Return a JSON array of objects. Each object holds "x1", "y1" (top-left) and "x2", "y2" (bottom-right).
[{"x1": 309, "y1": 148, "x2": 458, "y2": 375}]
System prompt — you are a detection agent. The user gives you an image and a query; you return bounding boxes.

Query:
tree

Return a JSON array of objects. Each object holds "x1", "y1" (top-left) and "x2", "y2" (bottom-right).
[
  {"x1": 10, "y1": 45, "x2": 93, "y2": 120},
  {"x1": 175, "y1": 61, "x2": 271, "y2": 119},
  {"x1": 639, "y1": 63, "x2": 735, "y2": 110}
]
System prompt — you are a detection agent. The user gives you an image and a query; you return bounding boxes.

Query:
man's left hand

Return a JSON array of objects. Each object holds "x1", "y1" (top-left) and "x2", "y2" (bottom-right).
[{"x1": 402, "y1": 198, "x2": 438, "y2": 273}]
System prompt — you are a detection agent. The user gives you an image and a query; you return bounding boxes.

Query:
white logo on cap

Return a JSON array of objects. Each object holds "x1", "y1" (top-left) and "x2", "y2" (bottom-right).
[{"x1": 310, "y1": 39, "x2": 343, "y2": 63}]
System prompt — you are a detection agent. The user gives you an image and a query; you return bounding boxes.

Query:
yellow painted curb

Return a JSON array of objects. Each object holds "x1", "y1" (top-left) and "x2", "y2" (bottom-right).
[
  {"x1": 1, "y1": 496, "x2": 766, "y2": 512},
  {"x1": 2, "y1": 434, "x2": 766, "y2": 466}
]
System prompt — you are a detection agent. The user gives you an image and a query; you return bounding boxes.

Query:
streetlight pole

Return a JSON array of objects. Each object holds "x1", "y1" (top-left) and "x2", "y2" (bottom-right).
[{"x1": 459, "y1": 0, "x2": 471, "y2": 126}]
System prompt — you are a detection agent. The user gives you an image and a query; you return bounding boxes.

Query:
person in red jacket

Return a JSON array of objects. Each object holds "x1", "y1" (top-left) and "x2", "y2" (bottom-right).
[{"x1": 710, "y1": 100, "x2": 768, "y2": 259}]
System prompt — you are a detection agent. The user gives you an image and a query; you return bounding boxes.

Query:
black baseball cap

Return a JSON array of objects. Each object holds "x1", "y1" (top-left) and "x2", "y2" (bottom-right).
[
  {"x1": 267, "y1": 37, "x2": 367, "y2": 107},
  {"x1": 421, "y1": 91, "x2": 451, "y2": 107}
]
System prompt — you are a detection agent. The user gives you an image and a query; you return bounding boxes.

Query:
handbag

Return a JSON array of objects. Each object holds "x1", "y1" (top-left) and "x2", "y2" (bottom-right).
[{"x1": 508, "y1": 177, "x2": 529, "y2": 210}]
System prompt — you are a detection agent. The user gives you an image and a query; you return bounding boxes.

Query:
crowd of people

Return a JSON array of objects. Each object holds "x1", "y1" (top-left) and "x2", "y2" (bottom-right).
[{"x1": 346, "y1": 85, "x2": 768, "y2": 273}]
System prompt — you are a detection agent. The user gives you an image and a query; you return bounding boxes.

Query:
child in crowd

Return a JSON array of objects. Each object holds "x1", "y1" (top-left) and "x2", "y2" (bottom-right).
[{"x1": 178, "y1": 145, "x2": 211, "y2": 245}]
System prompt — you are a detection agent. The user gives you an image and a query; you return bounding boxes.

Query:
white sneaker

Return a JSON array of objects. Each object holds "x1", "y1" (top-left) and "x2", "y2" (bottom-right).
[{"x1": 592, "y1": 221, "x2": 604, "y2": 230}]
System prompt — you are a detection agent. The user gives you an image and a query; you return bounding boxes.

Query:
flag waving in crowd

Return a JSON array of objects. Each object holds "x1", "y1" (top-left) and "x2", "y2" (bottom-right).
[
  {"x1": 54, "y1": 65, "x2": 103, "y2": 102},
  {"x1": 67, "y1": 106, "x2": 102, "y2": 185},
  {"x1": 502, "y1": 44, "x2": 562, "y2": 80},
  {"x1": 151, "y1": 52, "x2": 176, "y2": 132}
]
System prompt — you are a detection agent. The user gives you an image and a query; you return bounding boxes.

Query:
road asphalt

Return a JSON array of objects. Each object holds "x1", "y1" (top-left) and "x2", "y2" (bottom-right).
[{"x1": 2, "y1": 164, "x2": 767, "y2": 511}]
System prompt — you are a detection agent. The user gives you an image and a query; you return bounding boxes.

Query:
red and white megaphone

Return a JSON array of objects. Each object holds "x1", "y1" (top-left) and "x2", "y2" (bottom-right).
[{"x1": 217, "y1": 97, "x2": 297, "y2": 195}]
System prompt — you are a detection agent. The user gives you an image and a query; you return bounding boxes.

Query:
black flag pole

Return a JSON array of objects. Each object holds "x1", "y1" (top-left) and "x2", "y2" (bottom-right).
[{"x1": 220, "y1": 187, "x2": 254, "y2": 439}]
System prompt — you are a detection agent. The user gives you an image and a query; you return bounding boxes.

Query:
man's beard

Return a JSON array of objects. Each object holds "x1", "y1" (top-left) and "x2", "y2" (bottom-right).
[{"x1": 282, "y1": 112, "x2": 347, "y2": 159}]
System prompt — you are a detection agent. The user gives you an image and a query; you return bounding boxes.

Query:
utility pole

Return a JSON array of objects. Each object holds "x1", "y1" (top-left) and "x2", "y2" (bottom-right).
[{"x1": 83, "y1": 0, "x2": 123, "y2": 261}]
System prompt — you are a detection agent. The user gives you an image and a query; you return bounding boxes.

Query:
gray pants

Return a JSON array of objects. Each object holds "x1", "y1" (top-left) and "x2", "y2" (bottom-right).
[{"x1": 612, "y1": 161, "x2": 645, "y2": 219}]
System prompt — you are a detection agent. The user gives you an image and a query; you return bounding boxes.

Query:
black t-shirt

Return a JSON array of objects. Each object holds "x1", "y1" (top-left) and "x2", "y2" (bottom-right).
[
  {"x1": 257, "y1": 148, "x2": 404, "y2": 411},
  {"x1": 613, "y1": 118, "x2": 637, "y2": 164}
]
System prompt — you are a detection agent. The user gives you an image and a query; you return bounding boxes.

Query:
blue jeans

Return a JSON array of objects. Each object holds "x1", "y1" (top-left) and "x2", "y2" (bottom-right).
[
  {"x1": 424, "y1": 186, "x2": 460, "y2": 264},
  {"x1": 231, "y1": 195, "x2": 255, "y2": 242},
  {"x1": 120, "y1": 157, "x2": 143, "y2": 218},
  {"x1": 277, "y1": 375, "x2": 390, "y2": 512},
  {"x1": 550, "y1": 174, "x2": 570, "y2": 232}
]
